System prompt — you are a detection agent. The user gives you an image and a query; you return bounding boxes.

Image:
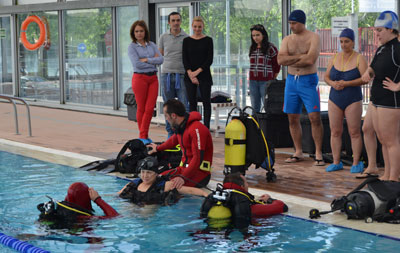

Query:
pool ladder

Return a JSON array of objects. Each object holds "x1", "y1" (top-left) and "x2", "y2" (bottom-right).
[{"x1": 0, "y1": 94, "x2": 32, "y2": 136}]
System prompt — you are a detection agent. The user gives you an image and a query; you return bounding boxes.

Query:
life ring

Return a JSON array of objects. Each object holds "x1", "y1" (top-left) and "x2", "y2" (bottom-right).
[{"x1": 20, "y1": 15, "x2": 46, "y2": 50}]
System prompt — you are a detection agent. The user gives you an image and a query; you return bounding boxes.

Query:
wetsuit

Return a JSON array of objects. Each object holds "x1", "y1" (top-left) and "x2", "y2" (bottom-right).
[
  {"x1": 370, "y1": 38, "x2": 400, "y2": 108},
  {"x1": 157, "y1": 111, "x2": 213, "y2": 187},
  {"x1": 119, "y1": 177, "x2": 180, "y2": 206},
  {"x1": 329, "y1": 54, "x2": 362, "y2": 110}
]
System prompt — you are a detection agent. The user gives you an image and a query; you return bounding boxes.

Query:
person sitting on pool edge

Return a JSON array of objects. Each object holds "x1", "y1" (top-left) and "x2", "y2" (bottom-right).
[
  {"x1": 118, "y1": 156, "x2": 208, "y2": 206},
  {"x1": 37, "y1": 182, "x2": 119, "y2": 225},
  {"x1": 147, "y1": 99, "x2": 213, "y2": 189},
  {"x1": 200, "y1": 172, "x2": 288, "y2": 230}
]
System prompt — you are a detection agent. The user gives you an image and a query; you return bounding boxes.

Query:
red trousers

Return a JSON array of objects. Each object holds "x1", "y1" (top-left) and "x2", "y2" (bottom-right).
[{"x1": 131, "y1": 73, "x2": 158, "y2": 139}]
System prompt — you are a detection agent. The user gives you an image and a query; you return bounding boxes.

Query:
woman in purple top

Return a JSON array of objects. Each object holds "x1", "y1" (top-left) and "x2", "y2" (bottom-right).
[{"x1": 128, "y1": 20, "x2": 163, "y2": 140}]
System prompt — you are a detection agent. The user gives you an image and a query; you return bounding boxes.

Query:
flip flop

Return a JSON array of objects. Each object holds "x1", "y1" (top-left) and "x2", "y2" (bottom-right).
[
  {"x1": 314, "y1": 159, "x2": 326, "y2": 166},
  {"x1": 355, "y1": 172, "x2": 379, "y2": 179},
  {"x1": 285, "y1": 156, "x2": 304, "y2": 163}
]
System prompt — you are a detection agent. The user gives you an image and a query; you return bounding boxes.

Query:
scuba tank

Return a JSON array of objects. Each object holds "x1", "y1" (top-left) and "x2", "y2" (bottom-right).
[
  {"x1": 224, "y1": 106, "x2": 276, "y2": 182},
  {"x1": 200, "y1": 185, "x2": 233, "y2": 229},
  {"x1": 224, "y1": 116, "x2": 246, "y2": 175}
]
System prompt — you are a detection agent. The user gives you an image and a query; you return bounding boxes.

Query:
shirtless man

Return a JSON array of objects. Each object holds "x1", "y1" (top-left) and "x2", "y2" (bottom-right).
[{"x1": 277, "y1": 9, "x2": 324, "y2": 166}]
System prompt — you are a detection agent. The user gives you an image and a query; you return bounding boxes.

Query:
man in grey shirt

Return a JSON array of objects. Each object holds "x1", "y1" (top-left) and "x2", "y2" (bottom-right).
[{"x1": 159, "y1": 12, "x2": 189, "y2": 138}]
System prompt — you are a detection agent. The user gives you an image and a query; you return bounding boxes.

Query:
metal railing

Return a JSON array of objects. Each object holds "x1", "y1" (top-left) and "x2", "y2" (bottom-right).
[{"x1": 0, "y1": 95, "x2": 32, "y2": 136}]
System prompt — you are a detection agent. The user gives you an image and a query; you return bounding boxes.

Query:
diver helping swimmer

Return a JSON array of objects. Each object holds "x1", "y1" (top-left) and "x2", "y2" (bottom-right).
[{"x1": 147, "y1": 99, "x2": 213, "y2": 189}]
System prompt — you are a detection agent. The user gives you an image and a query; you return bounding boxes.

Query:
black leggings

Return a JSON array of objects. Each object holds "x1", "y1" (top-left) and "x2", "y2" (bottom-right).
[{"x1": 185, "y1": 80, "x2": 211, "y2": 129}]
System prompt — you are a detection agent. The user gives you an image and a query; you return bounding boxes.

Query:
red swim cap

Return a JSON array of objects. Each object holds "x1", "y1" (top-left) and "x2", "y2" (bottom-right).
[{"x1": 65, "y1": 182, "x2": 93, "y2": 211}]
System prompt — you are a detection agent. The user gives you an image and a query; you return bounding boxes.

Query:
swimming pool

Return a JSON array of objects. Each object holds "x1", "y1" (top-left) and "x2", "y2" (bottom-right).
[{"x1": 1, "y1": 150, "x2": 399, "y2": 252}]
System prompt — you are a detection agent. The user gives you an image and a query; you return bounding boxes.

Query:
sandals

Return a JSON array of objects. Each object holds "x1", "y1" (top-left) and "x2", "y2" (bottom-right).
[
  {"x1": 285, "y1": 156, "x2": 304, "y2": 163},
  {"x1": 356, "y1": 172, "x2": 379, "y2": 179},
  {"x1": 314, "y1": 158, "x2": 326, "y2": 166}
]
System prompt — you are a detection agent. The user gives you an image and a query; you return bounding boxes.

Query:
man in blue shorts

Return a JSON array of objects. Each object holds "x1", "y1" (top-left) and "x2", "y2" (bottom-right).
[{"x1": 277, "y1": 9, "x2": 324, "y2": 166}]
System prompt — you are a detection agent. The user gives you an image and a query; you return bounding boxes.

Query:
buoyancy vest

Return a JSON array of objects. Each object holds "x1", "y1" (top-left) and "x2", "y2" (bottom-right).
[
  {"x1": 119, "y1": 177, "x2": 180, "y2": 206},
  {"x1": 37, "y1": 198, "x2": 94, "y2": 228}
]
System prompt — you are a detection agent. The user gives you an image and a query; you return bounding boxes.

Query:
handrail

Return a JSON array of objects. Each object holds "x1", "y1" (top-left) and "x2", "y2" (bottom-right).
[{"x1": 0, "y1": 94, "x2": 32, "y2": 136}]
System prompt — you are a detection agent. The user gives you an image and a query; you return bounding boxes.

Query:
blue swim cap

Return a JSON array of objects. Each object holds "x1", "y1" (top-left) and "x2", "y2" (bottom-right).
[
  {"x1": 374, "y1": 10, "x2": 399, "y2": 30},
  {"x1": 339, "y1": 28, "x2": 355, "y2": 41},
  {"x1": 289, "y1": 10, "x2": 306, "y2": 24}
]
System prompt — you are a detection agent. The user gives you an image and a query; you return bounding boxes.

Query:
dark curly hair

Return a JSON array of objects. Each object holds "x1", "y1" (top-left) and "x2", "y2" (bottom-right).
[{"x1": 249, "y1": 24, "x2": 271, "y2": 57}]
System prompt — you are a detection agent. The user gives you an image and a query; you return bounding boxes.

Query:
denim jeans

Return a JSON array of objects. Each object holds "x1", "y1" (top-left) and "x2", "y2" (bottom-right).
[
  {"x1": 161, "y1": 73, "x2": 189, "y2": 138},
  {"x1": 249, "y1": 80, "x2": 267, "y2": 113}
]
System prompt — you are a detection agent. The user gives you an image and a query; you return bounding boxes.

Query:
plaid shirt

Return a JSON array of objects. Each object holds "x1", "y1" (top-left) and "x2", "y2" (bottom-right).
[{"x1": 249, "y1": 44, "x2": 280, "y2": 81}]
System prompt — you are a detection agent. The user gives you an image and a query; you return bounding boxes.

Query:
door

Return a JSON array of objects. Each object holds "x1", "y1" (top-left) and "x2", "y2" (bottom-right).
[{"x1": 0, "y1": 15, "x2": 13, "y2": 95}]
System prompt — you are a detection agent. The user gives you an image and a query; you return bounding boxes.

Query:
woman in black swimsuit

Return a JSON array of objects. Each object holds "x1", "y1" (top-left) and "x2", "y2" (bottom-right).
[{"x1": 362, "y1": 11, "x2": 400, "y2": 181}]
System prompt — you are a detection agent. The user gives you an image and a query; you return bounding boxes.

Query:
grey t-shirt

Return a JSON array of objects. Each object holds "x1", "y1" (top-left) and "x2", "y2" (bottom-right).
[{"x1": 159, "y1": 29, "x2": 188, "y2": 74}]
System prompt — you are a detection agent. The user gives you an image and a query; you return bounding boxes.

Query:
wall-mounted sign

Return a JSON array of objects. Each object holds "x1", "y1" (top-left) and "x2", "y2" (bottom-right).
[
  {"x1": 77, "y1": 43, "x2": 86, "y2": 53},
  {"x1": 359, "y1": 0, "x2": 396, "y2": 13}
]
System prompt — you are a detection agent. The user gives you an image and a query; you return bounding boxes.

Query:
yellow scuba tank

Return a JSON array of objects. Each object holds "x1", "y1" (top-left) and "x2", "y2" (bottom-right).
[
  {"x1": 207, "y1": 202, "x2": 232, "y2": 229},
  {"x1": 224, "y1": 118, "x2": 246, "y2": 174}
]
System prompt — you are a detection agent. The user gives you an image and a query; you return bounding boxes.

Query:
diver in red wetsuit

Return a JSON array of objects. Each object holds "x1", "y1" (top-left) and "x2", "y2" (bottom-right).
[
  {"x1": 148, "y1": 99, "x2": 213, "y2": 188},
  {"x1": 37, "y1": 182, "x2": 118, "y2": 224}
]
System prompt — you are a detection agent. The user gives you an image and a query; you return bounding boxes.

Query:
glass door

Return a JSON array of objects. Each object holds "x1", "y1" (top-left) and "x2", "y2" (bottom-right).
[
  {"x1": 155, "y1": 3, "x2": 193, "y2": 119},
  {"x1": 156, "y1": 3, "x2": 193, "y2": 40},
  {"x1": 0, "y1": 15, "x2": 13, "y2": 95}
]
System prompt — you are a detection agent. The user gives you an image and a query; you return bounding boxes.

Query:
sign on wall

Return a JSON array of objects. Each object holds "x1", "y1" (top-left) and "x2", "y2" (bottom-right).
[{"x1": 359, "y1": 0, "x2": 396, "y2": 13}]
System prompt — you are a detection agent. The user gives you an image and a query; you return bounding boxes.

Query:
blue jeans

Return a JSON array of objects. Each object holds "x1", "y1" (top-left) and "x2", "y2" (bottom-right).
[
  {"x1": 249, "y1": 80, "x2": 267, "y2": 113},
  {"x1": 161, "y1": 73, "x2": 189, "y2": 138}
]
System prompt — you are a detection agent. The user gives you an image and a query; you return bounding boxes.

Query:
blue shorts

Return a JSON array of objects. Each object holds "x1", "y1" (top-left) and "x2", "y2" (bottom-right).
[{"x1": 283, "y1": 73, "x2": 320, "y2": 114}]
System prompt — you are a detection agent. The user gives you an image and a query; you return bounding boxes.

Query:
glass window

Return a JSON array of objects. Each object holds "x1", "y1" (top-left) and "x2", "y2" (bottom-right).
[
  {"x1": 65, "y1": 8, "x2": 112, "y2": 106},
  {"x1": 0, "y1": 16, "x2": 13, "y2": 95},
  {"x1": 200, "y1": 0, "x2": 282, "y2": 107},
  {"x1": 18, "y1": 0, "x2": 57, "y2": 4},
  {"x1": 117, "y1": 6, "x2": 139, "y2": 109},
  {"x1": 291, "y1": 0, "x2": 393, "y2": 108},
  {"x1": 18, "y1": 12, "x2": 60, "y2": 101},
  {"x1": 0, "y1": 0, "x2": 12, "y2": 6}
]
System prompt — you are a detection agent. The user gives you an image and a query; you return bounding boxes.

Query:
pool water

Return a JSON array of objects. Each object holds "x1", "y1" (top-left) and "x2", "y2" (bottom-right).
[{"x1": 1, "y1": 150, "x2": 399, "y2": 252}]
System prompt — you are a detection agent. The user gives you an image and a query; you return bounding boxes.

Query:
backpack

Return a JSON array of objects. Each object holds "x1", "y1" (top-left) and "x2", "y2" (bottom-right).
[
  {"x1": 115, "y1": 139, "x2": 149, "y2": 174},
  {"x1": 156, "y1": 144, "x2": 183, "y2": 169}
]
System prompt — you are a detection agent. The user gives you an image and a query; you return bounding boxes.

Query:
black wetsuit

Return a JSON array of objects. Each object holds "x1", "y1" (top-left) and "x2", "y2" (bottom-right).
[
  {"x1": 370, "y1": 38, "x2": 400, "y2": 108},
  {"x1": 119, "y1": 177, "x2": 180, "y2": 206}
]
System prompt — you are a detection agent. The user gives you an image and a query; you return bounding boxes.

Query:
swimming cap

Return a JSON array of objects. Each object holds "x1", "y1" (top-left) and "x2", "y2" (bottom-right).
[
  {"x1": 65, "y1": 182, "x2": 93, "y2": 211},
  {"x1": 289, "y1": 9, "x2": 306, "y2": 24},
  {"x1": 374, "y1": 10, "x2": 399, "y2": 30},
  {"x1": 137, "y1": 156, "x2": 162, "y2": 173},
  {"x1": 339, "y1": 28, "x2": 355, "y2": 41}
]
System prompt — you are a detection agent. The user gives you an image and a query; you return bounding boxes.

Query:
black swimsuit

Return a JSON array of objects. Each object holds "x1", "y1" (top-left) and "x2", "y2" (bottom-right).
[
  {"x1": 370, "y1": 38, "x2": 400, "y2": 108},
  {"x1": 119, "y1": 177, "x2": 180, "y2": 206}
]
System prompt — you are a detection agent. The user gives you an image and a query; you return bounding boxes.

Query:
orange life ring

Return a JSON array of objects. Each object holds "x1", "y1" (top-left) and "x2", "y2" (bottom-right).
[{"x1": 20, "y1": 15, "x2": 46, "y2": 50}]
